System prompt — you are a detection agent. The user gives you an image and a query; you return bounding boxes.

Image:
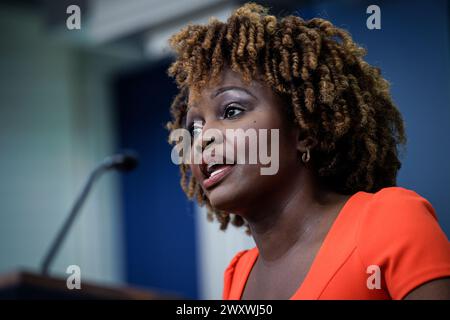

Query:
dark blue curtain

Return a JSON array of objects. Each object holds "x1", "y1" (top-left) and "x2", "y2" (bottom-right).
[{"x1": 113, "y1": 59, "x2": 198, "y2": 298}]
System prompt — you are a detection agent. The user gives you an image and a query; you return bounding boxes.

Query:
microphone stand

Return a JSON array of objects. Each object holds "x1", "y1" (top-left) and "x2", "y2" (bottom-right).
[{"x1": 41, "y1": 163, "x2": 109, "y2": 276}]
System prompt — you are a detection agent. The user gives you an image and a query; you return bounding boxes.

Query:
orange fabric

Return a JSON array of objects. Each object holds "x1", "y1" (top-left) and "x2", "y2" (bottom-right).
[{"x1": 222, "y1": 187, "x2": 450, "y2": 300}]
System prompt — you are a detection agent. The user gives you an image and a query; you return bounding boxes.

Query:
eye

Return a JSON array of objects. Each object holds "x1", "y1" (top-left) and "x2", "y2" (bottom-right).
[
  {"x1": 223, "y1": 103, "x2": 244, "y2": 119},
  {"x1": 189, "y1": 121, "x2": 203, "y2": 138}
]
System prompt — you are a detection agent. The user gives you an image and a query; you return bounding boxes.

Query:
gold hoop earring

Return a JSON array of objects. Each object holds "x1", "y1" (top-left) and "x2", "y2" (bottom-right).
[{"x1": 302, "y1": 148, "x2": 310, "y2": 163}]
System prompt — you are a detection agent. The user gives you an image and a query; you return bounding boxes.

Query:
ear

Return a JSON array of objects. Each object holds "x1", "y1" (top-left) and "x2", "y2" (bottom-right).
[{"x1": 296, "y1": 132, "x2": 317, "y2": 154}]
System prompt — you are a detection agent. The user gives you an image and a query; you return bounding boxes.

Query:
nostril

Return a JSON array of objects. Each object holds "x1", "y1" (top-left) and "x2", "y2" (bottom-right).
[{"x1": 202, "y1": 135, "x2": 215, "y2": 150}]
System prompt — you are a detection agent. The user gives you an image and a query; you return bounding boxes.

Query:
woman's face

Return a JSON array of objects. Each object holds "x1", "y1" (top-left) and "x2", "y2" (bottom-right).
[{"x1": 186, "y1": 67, "x2": 302, "y2": 216}]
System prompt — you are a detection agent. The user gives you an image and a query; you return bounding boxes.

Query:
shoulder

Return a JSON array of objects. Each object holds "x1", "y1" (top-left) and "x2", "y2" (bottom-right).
[
  {"x1": 370, "y1": 186, "x2": 435, "y2": 216},
  {"x1": 355, "y1": 187, "x2": 450, "y2": 299},
  {"x1": 356, "y1": 186, "x2": 440, "y2": 241}
]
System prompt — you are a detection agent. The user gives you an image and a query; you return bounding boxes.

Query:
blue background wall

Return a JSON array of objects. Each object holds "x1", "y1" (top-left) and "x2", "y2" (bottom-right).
[
  {"x1": 114, "y1": 0, "x2": 450, "y2": 298},
  {"x1": 114, "y1": 60, "x2": 198, "y2": 298}
]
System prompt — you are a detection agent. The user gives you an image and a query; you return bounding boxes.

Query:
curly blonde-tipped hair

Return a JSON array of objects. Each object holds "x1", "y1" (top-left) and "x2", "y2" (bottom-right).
[{"x1": 166, "y1": 3, "x2": 406, "y2": 231}]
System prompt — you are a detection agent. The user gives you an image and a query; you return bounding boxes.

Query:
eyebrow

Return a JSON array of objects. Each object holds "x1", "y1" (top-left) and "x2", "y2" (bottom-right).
[
  {"x1": 210, "y1": 86, "x2": 257, "y2": 100},
  {"x1": 185, "y1": 86, "x2": 257, "y2": 124}
]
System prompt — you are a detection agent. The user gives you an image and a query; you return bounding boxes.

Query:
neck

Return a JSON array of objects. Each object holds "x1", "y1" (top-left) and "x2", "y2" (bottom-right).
[{"x1": 245, "y1": 170, "x2": 348, "y2": 263}]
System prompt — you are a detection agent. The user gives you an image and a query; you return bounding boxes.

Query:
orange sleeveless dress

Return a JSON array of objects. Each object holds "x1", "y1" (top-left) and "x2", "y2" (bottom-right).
[{"x1": 223, "y1": 187, "x2": 450, "y2": 300}]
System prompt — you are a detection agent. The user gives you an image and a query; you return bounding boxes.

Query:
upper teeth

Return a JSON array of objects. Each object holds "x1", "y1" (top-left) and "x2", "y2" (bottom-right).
[
  {"x1": 210, "y1": 167, "x2": 225, "y2": 178},
  {"x1": 207, "y1": 162, "x2": 219, "y2": 171}
]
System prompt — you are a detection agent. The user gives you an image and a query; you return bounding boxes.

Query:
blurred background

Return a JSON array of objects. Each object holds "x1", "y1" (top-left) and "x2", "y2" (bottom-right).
[{"x1": 0, "y1": 0, "x2": 449, "y2": 299}]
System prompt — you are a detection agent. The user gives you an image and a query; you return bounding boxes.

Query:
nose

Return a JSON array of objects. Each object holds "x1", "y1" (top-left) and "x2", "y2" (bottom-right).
[
  {"x1": 192, "y1": 120, "x2": 223, "y2": 162},
  {"x1": 193, "y1": 132, "x2": 215, "y2": 157},
  {"x1": 193, "y1": 118, "x2": 220, "y2": 150},
  {"x1": 202, "y1": 135, "x2": 215, "y2": 150}
]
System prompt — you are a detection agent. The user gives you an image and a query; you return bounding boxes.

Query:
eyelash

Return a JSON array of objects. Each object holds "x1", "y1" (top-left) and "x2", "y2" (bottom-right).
[
  {"x1": 222, "y1": 103, "x2": 244, "y2": 120},
  {"x1": 187, "y1": 103, "x2": 245, "y2": 137}
]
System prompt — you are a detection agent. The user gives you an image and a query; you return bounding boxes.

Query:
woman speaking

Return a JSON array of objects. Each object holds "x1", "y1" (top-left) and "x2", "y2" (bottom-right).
[{"x1": 166, "y1": 3, "x2": 450, "y2": 299}]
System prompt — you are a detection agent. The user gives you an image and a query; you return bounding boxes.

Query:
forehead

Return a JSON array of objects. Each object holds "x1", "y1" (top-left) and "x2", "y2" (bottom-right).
[{"x1": 187, "y1": 67, "x2": 260, "y2": 106}]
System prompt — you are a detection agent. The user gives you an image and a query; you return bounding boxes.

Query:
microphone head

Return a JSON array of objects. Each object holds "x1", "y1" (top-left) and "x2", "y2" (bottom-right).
[{"x1": 103, "y1": 151, "x2": 139, "y2": 172}]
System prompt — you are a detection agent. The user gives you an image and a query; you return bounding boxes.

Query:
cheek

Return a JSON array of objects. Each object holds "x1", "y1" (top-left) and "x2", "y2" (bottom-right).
[
  {"x1": 221, "y1": 111, "x2": 293, "y2": 164},
  {"x1": 248, "y1": 112, "x2": 293, "y2": 153}
]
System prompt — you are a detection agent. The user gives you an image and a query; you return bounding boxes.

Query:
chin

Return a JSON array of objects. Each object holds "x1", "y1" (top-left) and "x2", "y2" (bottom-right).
[
  {"x1": 202, "y1": 165, "x2": 265, "y2": 214},
  {"x1": 206, "y1": 183, "x2": 242, "y2": 212}
]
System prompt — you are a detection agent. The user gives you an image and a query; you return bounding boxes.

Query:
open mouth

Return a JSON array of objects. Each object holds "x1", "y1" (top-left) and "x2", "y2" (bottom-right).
[{"x1": 201, "y1": 162, "x2": 235, "y2": 189}]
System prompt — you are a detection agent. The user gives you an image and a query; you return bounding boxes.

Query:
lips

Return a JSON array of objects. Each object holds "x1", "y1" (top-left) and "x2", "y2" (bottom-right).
[{"x1": 202, "y1": 164, "x2": 234, "y2": 189}]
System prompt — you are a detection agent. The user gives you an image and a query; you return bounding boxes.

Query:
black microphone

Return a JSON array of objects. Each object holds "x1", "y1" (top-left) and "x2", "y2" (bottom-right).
[{"x1": 41, "y1": 151, "x2": 139, "y2": 275}]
